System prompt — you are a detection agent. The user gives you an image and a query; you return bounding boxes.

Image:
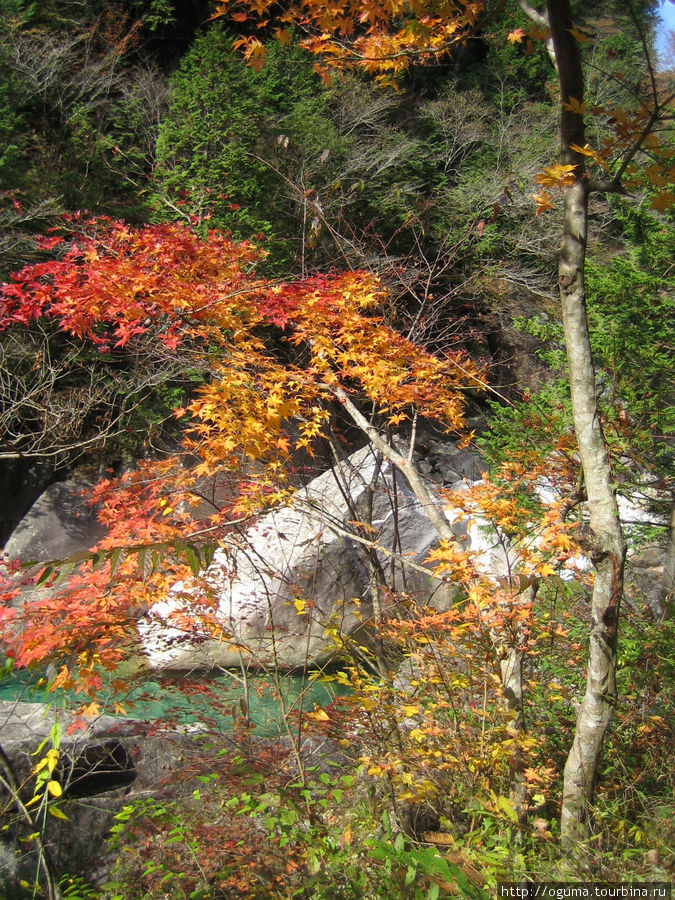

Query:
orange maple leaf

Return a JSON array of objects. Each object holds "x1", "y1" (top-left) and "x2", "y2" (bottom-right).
[
  {"x1": 650, "y1": 191, "x2": 674, "y2": 211},
  {"x1": 528, "y1": 24, "x2": 550, "y2": 41},
  {"x1": 533, "y1": 189, "x2": 553, "y2": 215},
  {"x1": 536, "y1": 164, "x2": 577, "y2": 188}
]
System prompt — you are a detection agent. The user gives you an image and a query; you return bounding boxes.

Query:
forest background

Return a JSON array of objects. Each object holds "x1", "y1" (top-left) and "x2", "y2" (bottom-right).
[{"x1": 0, "y1": 0, "x2": 673, "y2": 897}]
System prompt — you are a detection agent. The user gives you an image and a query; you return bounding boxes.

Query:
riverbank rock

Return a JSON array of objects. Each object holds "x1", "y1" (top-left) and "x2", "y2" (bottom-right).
[
  {"x1": 138, "y1": 445, "x2": 474, "y2": 672},
  {"x1": 0, "y1": 700, "x2": 355, "y2": 892},
  {"x1": 625, "y1": 545, "x2": 670, "y2": 620},
  {"x1": 3, "y1": 478, "x2": 104, "y2": 564},
  {"x1": 1, "y1": 478, "x2": 106, "y2": 627},
  {"x1": 0, "y1": 701, "x2": 201, "y2": 890}
]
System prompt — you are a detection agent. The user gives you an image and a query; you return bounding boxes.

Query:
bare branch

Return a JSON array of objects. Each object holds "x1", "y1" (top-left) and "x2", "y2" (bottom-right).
[{"x1": 516, "y1": 0, "x2": 558, "y2": 70}]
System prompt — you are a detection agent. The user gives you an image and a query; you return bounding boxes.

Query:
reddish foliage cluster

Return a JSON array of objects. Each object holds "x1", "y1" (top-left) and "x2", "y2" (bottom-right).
[{"x1": 0, "y1": 218, "x2": 486, "y2": 696}]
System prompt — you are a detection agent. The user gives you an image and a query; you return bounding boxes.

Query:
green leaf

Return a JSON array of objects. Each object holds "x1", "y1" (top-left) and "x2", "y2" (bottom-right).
[
  {"x1": 495, "y1": 795, "x2": 519, "y2": 823},
  {"x1": 48, "y1": 806, "x2": 70, "y2": 821},
  {"x1": 204, "y1": 544, "x2": 216, "y2": 567},
  {"x1": 108, "y1": 547, "x2": 123, "y2": 578},
  {"x1": 53, "y1": 562, "x2": 75, "y2": 587},
  {"x1": 36, "y1": 565, "x2": 54, "y2": 587},
  {"x1": 49, "y1": 719, "x2": 62, "y2": 749},
  {"x1": 184, "y1": 545, "x2": 201, "y2": 576},
  {"x1": 136, "y1": 547, "x2": 147, "y2": 576}
]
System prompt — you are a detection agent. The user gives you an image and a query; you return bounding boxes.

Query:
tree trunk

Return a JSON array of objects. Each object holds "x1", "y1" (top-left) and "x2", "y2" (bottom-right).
[
  {"x1": 546, "y1": 0, "x2": 628, "y2": 851},
  {"x1": 660, "y1": 497, "x2": 675, "y2": 618}
]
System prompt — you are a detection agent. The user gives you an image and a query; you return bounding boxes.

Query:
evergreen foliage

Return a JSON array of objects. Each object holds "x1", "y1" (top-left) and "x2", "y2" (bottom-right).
[{"x1": 151, "y1": 29, "x2": 336, "y2": 266}]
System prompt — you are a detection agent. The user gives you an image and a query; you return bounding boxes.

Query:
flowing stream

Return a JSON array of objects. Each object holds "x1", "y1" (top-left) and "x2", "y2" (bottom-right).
[{"x1": 0, "y1": 667, "x2": 348, "y2": 738}]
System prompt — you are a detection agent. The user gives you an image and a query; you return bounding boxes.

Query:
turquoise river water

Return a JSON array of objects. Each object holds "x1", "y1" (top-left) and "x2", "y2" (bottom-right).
[{"x1": 0, "y1": 667, "x2": 348, "y2": 738}]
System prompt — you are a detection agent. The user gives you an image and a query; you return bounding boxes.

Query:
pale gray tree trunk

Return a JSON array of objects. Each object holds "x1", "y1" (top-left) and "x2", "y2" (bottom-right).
[{"x1": 546, "y1": 0, "x2": 627, "y2": 850}]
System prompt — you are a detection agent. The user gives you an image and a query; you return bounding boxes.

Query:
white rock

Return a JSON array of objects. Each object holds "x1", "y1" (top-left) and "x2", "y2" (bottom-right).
[{"x1": 139, "y1": 446, "x2": 458, "y2": 671}]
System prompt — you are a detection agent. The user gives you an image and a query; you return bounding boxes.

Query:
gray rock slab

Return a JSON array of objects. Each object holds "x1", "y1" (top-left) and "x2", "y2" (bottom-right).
[
  {"x1": 0, "y1": 700, "x2": 207, "y2": 889},
  {"x1": 3, "y1": 479, "x2": 104, "y2": 564}
]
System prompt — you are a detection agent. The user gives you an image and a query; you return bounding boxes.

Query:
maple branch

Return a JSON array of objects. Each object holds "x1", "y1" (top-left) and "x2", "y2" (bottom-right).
[
  {"x1": 516, "y1": 0, "x2": 557, "y2": 71},
  {"x1": 588, "y1": 99, "x2": 671, "y2": 195},
  {"x1": 329, "y1": 384, "x2": 455, "y2": 543},
  {"x1": 0, "y1": 354, "x2": 182, "y2": 461},
  {"x1": 251, "y1": 153, "x2": 357, "y2": 269},
  {"x1": 583, "y1": 58, "x2": 645, "y2": 108},
  {"x1": 407, "y1": 410, "x2": 418, "y2": 466},
  {"x1": 585, "y1": 179, "x2": 630, "y2": 196},
  {"x1": 159, "y1": 194, "x2": 195, "y2": 225}
]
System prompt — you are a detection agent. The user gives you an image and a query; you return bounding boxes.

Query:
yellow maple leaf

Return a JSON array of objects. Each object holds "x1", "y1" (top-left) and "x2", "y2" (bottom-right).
[
  {"x1": 81, "y1": 701, "x2": 101, "y2": 719},
  {"x1": 236, "y1": 37, "x2": 268, "y2": 72},
  {"x1": 47, "y1": 780, "x2": 63, "y2": 798},
  {"x1": 208, "y1": 2, "x2": 228, "y2": 21},
  {"x1": 293, "y1": 597, "x2": 308, "y2": 615},
  {"x1": 536, "y1": 164, "x2": 577, "y2": 188},
  {"x1": 533, "y1": 189, "x2": 553, "y2": 215},
  {"x1": 562, "y1": 97, "x2": 588, "y2": 115},
  {"x1": 387, "y1": 411, "x2": 408, "y2": 426},
  {"x1": 570, "y1": 142, "x2": 609, "y2": 170}
]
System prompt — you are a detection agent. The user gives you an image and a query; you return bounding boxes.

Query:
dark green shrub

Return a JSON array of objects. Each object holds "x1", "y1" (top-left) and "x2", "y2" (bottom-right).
[{"x1": 151, "y1": 29, "x2": 338, "y2": 268}]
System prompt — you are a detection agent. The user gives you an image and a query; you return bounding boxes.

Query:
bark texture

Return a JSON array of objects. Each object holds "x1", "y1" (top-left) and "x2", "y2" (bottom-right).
[
  {"x1": 662, "y1": 498, "x2": 675, "y2": 618},
  {"x1": 546, "y1": 0, "x2": 627, "y2": 850}
]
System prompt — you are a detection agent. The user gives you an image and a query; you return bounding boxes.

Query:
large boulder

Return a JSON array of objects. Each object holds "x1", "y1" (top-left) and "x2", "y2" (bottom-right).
[
  {"x1": 0, "y1": 459, "x2": 55, "y2": 548},
  {"x1": 1, "y1": 479, "x2": 105, "y2": 628},
  {"x1": 0, "y1": 701, "x2": 198, "y2": 890},
  {"x1": 625, "y1": 545, "x2": 669, "y2": 620},
  {"x1": 3, "y1": 478, "x2": 104, "y2": 564},
  {"x1": 139, "y1": 445, "x2": 471, "y2": 671}
]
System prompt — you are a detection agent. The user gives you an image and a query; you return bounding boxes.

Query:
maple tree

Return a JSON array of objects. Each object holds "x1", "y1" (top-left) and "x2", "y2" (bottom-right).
[
  {"x1": 0, "y1": 216, "x2": 604, "y2": 900},
  {"x1": 0, "y1": 213, "x2": 593, "y2": 890},
  {"x1": 0, "y1": 215, "x2": 488, "y2": 683}
]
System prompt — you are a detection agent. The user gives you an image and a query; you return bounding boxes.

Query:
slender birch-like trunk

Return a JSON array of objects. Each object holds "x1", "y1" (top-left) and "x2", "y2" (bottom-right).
[{"x1": 546, "y1": 0, "x2": 627, "y2": 849}]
